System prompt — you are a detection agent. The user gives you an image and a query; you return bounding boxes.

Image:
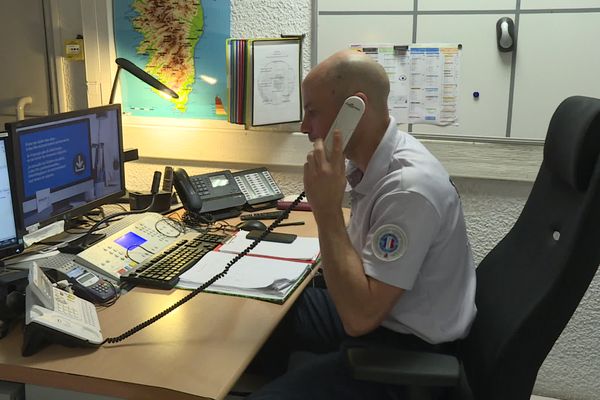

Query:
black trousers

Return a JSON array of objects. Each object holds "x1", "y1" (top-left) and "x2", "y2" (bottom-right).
[{"x1": 246, "y1": 286, "x2": 450, "y2": 400}]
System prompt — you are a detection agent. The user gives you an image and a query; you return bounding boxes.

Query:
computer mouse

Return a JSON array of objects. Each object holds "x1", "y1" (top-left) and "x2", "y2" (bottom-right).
[{"x1": 237, "y1": 220, "x2": 268, "y2": 232}]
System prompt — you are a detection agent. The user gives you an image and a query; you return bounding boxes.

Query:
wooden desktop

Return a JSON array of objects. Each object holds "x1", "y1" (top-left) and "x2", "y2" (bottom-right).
[{"x1": 0, "y1": 210, "x2": 332, "y2": 400}]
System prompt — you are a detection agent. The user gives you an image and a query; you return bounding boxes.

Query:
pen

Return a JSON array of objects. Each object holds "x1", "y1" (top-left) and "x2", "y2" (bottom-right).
[{"x1": 276, "y1": 221, "x2": 305, "y2": 227}]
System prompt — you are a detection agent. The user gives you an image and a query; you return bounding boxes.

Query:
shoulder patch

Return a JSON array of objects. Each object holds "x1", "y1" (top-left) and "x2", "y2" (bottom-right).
[{"x1": 371, "y1": 224, "x2": 408, "y2": 262}]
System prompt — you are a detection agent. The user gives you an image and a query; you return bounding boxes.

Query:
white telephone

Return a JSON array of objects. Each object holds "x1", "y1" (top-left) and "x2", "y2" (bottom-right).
[
  {"x1": 323, "y1": 95, "x2": 366, "y2": 158},
  {"x1": 22, "y1": 263, "x2": 102, "y2": 356}
]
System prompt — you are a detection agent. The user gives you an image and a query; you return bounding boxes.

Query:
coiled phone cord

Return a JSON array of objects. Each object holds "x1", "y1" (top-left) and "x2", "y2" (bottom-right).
[{"x1": 101, "y1": 191, "x2": 307, "y2": 345}]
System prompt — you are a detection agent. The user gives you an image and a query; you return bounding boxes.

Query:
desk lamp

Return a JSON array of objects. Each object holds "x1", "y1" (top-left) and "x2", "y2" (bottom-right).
[
  {"x1": 109, "y1": 57, "x2": 179, "y2": 104},
  {"x1": 108, "y1": 58, "x2": 178, "y2": 209}
]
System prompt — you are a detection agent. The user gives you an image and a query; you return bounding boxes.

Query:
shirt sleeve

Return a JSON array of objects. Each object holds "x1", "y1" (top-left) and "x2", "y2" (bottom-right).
[{"x1": 361, "y1": 190, "x2": 441, "y2": 290}]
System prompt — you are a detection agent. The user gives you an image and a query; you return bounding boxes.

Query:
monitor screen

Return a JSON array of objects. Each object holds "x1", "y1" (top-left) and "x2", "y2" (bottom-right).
[
  {"x1": 6, "y1": 105, "x2": 126, "y2": 230},
  {"x1": 0, "y1": 132, "x2": 23, "y2": 259}
]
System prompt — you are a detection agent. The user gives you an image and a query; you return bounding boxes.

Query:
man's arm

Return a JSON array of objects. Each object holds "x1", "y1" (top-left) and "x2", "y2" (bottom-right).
[{"x1": 304, "y1": 134, "x2": 404, "y2": 337}]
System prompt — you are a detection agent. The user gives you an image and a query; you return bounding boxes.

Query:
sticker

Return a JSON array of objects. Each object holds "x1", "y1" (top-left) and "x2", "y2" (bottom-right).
[
  {"x1": 35, "y1": 188, "x2": 51, "y2": 212},
  {"x1": 371, "y1": 224, "x2": 408, "y2": 262}
]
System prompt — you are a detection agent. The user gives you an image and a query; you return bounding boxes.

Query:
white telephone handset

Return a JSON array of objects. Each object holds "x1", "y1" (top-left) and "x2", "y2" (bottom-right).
[
  {"x1": 23, "y1": 263, "x2": 103, "y2": 356},
  {"x1": 323, "y1": 95, "x2": 366, "y2": 158}
]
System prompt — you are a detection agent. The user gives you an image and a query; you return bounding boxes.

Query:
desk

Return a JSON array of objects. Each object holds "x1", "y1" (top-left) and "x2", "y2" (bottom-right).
[{"x1": 0, "y1": 210, "x2": 334, "y2": 400}]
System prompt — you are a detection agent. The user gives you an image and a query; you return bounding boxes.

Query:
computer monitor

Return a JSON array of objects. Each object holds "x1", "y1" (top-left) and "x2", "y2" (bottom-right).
[
  {"x1": 0, "y1": 131, "x2": 23, "y2": 261},
  {"x1": 5, "y1": 105, "x2": 126, "y2": 231}
]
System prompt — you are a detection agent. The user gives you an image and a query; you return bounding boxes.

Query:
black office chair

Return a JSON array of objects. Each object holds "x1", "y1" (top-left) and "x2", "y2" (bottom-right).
[{"x1": 345, "y1": 95, "x2": 600, "y2": 400}]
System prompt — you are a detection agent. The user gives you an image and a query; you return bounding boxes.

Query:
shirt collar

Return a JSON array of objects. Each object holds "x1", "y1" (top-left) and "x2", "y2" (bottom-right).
[{"x1": 346, "y1": 116, "x2": 402, "y2": 195}]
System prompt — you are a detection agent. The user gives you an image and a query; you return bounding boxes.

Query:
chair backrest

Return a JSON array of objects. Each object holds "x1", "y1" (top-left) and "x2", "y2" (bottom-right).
[{"x1": 460, "y1": 96, "x2": 600, "y2": 400}]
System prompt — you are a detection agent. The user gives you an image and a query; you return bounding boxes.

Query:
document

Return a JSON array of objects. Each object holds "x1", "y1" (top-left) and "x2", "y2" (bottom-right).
[
  {"x1": 350, "y1": 43, "x2": 461, "y2": 125},
  {"x1": 177, "y1": 251, "x2": 313, "y2": 303},
  {"x1": 251, "y1": 39, "x2": 302, "y2": 126}
]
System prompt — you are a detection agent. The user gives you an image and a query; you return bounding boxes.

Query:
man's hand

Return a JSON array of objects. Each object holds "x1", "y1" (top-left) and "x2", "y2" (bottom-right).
[{"x1": 303, "y1": 130, "x2": 346, "y2": 218}]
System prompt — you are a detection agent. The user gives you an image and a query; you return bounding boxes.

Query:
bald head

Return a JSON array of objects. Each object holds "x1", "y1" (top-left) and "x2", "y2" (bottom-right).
[{"x1": 305, "y1": 50, "x2": 390, "y2": 113}]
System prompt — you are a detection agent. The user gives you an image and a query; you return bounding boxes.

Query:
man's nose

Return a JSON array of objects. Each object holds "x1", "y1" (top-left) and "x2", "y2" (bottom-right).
[{"x1": 300, "y1": 118, "x2": 309, "y2": 135}]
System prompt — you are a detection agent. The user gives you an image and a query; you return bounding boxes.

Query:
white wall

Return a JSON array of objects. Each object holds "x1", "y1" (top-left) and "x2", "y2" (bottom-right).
[
  {"x1": 317, "y1": 0, "x2": 600, "y2": 141},
  {"x1": 70, "y1": 1, "x2": 600, "y2": 398}
]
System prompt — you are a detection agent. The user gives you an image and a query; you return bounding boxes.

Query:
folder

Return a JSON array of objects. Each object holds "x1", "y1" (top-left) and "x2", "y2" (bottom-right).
[
  {"x1": 225, "y1": 37, "x2": 302, "y2": 127},
  {"x1": 177, "y1": 251, "x2": 314, "y2": 303}
]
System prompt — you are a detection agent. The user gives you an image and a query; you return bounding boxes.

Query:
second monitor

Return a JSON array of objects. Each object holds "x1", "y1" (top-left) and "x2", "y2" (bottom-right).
[{"x1": 5, "y1": 105, "x2": 125, "y2": 232}]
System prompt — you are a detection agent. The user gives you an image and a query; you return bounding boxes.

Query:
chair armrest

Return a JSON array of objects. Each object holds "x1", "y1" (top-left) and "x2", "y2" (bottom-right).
[{"x1": 345, "y1": 347, "x2": 460, "y2": 387}]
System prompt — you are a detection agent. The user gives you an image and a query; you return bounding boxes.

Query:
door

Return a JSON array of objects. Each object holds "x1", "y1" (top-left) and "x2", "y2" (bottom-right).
[{"x1": 0, "y1": 0, "x2": 52, "y2": 128}]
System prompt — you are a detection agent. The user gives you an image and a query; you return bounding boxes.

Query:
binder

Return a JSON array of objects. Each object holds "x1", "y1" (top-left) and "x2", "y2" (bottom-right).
[
  {"x1": 177, "y1": 251, "x2": 315, "y2": 303},
  {"x1": 177, "y1": 231, "x2": 320, "y2": 303},
  {"x1": 225, "y1": 37, "x2": 302, "y2": 127}
]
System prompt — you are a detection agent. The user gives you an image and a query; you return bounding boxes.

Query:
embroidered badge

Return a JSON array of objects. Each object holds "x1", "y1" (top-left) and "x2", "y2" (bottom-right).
[{"x1": 372, "y1": 224, "x2": 408, "y2": 262}]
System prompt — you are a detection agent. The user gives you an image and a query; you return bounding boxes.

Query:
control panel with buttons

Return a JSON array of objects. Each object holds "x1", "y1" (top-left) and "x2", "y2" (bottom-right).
[{"x1": 75, "y1": 213, "x2": 185, "y2": 282}]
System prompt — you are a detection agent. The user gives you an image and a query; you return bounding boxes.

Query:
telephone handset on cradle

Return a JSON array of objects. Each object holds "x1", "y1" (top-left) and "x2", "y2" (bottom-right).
[
  {"x1": 22, "y1": 263, "x2": 102, "y2": 356},
  {"x1": 323, "y1": 95, "x2": 365, "y2": 158},
  {"x1": 172, "y1": 168, "x2": 204, "y2": 212},
  {"x1": 173, "y1": 168, "x2": 246, "y2": 219},
  {"x1": 173, "y1": 167, "x2": 283, "y2": 218}
]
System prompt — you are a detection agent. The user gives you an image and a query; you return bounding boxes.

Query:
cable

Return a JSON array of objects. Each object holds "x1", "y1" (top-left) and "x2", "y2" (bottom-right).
[
  {"x1": 154, "y1": 217, "x2": 186, "y2": 237},
  {"x1": 182, "y1": 210, "x2": 215, "y2": 227},
  {"x1": 71, "y1": 172, "x2": 163, "y2": 251},
  {"x1": 101, "y1": 191, "x2": 306, "y2": 345}
]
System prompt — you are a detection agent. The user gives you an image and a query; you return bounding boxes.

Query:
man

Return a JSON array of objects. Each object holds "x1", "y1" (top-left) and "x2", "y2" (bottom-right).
[{"x1": 247, "y1": 50, "x2": 476, "y2": 399}]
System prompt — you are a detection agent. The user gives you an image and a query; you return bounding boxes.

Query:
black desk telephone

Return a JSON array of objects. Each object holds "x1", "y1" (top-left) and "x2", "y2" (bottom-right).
[{"x1": 173, "y1": 167, "x2": 283, "y2": 218}]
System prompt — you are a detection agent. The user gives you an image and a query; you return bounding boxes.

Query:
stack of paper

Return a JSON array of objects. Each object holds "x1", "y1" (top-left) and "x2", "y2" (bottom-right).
[
  {"x1": 176, "y1": 232, "x2": 320, "y2": 303},
  {"x1": 178, "y1": 252, "x2": 312, "y2": 303}
]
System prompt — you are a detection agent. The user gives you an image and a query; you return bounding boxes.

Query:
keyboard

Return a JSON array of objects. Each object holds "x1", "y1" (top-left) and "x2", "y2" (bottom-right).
[{"x1": 120, "y1": 232, "x2": 230, "y2": 289}]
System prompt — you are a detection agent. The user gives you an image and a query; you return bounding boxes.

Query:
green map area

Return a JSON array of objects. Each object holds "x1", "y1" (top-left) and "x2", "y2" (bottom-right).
[{"x1": 114, "y1": 0, "x2": 230, "y2": 119}]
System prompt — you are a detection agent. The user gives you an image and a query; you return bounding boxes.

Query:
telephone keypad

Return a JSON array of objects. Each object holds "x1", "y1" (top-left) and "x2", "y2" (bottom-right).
[
  {"x1": 53, "y1": 289, "x2": 98, "y2": 326},
  {"x1": 190, "y1": 176, "x2": 210, "y2": 196},
  {"x1": 232, "y1": 167, "x2": 283, "y2": 205}
]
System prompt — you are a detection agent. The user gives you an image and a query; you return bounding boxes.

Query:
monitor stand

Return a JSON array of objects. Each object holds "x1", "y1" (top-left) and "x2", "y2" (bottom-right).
[
  {"x1": 56, "y1": 232, "x2": 106, "y2": 254},
  {"x1": 36, "y1": 220, "x2": 105, "y2": 254}
]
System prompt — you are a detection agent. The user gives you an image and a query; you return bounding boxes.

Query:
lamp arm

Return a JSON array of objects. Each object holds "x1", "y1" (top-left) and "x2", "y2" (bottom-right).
[
  {"x1": 109, "y1": 66, "x2": 122, "y2": 105},
  {"x1": 115, "y1": 58, "x2": 178, "y2": 99}
]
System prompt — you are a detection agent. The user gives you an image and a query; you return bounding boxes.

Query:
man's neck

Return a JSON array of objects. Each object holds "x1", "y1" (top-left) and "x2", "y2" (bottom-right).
[{"x1": 348, "y1": 115, "x2": 390, "y2": 172}]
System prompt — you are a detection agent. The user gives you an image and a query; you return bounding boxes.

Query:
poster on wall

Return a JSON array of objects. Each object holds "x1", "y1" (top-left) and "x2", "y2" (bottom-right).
[
  {"x1": 113, "y1": 0, "x2": 231, "y2": 119},
  {"x1": 351, "y1": 44, "x2": 461, "y2": 126}
]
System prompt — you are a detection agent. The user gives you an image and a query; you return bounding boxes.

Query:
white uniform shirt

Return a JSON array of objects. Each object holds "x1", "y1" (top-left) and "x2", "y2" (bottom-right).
[{"x1": 346, "y1": 117, "x2": 476, "y2": 344}]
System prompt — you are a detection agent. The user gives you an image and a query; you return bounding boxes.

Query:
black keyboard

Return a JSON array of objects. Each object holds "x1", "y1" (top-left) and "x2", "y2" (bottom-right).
[{"x1": 120, "y1": 232, "x2": 230, "y2": 289}]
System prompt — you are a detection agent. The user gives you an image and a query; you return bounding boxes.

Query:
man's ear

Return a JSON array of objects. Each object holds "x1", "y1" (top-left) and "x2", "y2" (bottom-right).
[{"x1": 353, "y1": 92, "x2": 368, "y2": 107}]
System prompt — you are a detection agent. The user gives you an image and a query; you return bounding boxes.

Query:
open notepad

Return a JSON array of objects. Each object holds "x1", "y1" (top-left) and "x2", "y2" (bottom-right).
[
  {"x1": 177, "y1": 252, "x2": 314, "y2": 303},
  {"x1": 176, "y1": 231, "x2": 320, "y2": 303}
]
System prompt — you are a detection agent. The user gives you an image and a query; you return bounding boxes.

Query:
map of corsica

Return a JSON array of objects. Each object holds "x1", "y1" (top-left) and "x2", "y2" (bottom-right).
[{"x1": 113, "y1": 0, "x2": 230, "y2": 119}]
